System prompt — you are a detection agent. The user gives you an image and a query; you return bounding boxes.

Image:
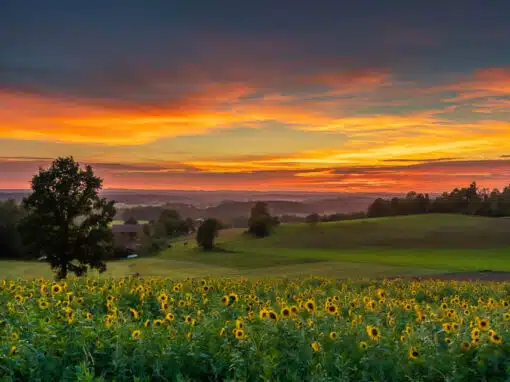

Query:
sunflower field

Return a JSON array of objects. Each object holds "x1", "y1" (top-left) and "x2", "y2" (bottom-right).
[{"x1": 1, "y1": 276, "x2": 510, "y2": 381}]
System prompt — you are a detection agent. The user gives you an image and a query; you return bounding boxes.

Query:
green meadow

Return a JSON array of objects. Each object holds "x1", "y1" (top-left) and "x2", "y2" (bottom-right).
[{"x1": 1, "y1": 214, "x2": 510, "y2": 280}]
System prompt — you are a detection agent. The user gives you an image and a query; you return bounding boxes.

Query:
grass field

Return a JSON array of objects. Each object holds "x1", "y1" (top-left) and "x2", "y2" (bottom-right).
[{"x1": 1, "y1": 214, "x2": 510, "y2": 280}]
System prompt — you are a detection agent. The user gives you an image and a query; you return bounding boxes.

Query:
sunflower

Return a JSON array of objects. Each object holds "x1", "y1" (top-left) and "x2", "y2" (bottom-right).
[
  {"x1": 290, "y1": 306, "x2": 299, "y2": 315},
  {"x1": 153, "y1": 319, "x2": 164, "y2": 327},
  {"x1": 229, "y1": 292, "x2": 239, "y2": 303},
  {"x1": 376, "y1": 288, "x2": 386, "y2": 299},
  {"x1": 442, "y1": 323, "x2": 452, "y2": 333},
  {"x1": 444, "y1": 337, "x2": 452, "y2": 344},
  {"x1": 477, "y1": 318, "x2": 490, "y2": 331},
  {"x1": 131, "y1": 330, "x2": 142, "y2": 340},
  {"x1": 144, "y1": 319, "x2": 151, "y2": 328},
  {"x1": 177, "y1": 300, "x2": 186, "y2": 308},
  {"x1": 461, "y1": 341, "x2": 471, "y2": 351},
  {"x1": 105, "y1": 315, "x2": 113, "y2": 327},
  {"x1": 235, "y1": 328, "x2": 246, "y2": 340},
  {"x1": 404, "y1": 304, "x2": 412, "y2": 311},
  {"x1": 184, "y1": 315, "x2": 193, "y2": 324},
  {"x1": 106, "y1": 295, "x2": 115, "y2": 302},
  {"x1": 471, "y1": 328, "x2": 480, "y2": 339},
  {"x1": 221, "y1": 295, "x2": 230, "y2": 306},
  {"x1": 67, "y1": 311, "x2": 75, "y2": 324},
  {"x1": 408, "y1": 347, "x2": 419, "y2": 360},
  {"x1": 158, "y1": 293, "x2": 169, "y2": 304},
  {"x1": 329, "y1": 331, "x2": 338, "y2": 340},
  {"x1": 327, "y1": 304, "x2": 338, "y2": 315},
  {"x1": 51, "y1": 284, "x2": 62, "y2": 294},
  {"x1": 86, "y1": 312, "x2": 93, "y2": 321},
  {"x1": 268, "y1": 311, "x2": 278, "y2": 320},
  {"x1": 259, "y1": 309, "x2": 269, "y2": 319},
  {"x1": 14, "y1": 295, "x2": 23, "y2": 303},
  {"x1": 10, "y1": 332, "x2": 19, "y2": 342},
  {"x1": 235, "y1": 319, "x2": 244, "y2": 329},
  {"x1": 281, "y1": 307, "x2": 291, "y2": 318},
  {"x1": 366, "y1": 325, "x2": 381, "y2": 341},
  {"x1": 359, "y1": 341, "x2": 368, "y2": 350},
  {"x1": 129, "y1": 308, "x2": 139, "y2": 320},
  {"x1": 38, "y1": 300, "x2": 49, "y2": 310},
  {"x1": 311, "y1": 342, "x2": 320, "y2": 352},
  {"x1": 305, "y1": 299, "x2": 316, "y2": 312},
  {"x1": 165, "y1": 313, "x2": 175, "y2": 322},
  {"x1": 405, "y1": 326, "x2": 412, "y2": 335},
  {"x1": 400, "y1": 335, "x2": 406, "y2": 343},
  {"x1": 490, "y1": 333, "x2": 503, "y2": 345},
  {"x1": 488, "y1": 329, "x2": 495, "y2": 337},
  {"x1": 503, "y1": 312, "x2": 510, "y2": 321}
]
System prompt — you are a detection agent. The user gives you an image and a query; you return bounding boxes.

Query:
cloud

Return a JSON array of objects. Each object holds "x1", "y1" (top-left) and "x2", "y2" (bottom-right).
[
  {"x1": 381, "y1": 158, "x2": 459, "y2": 163},
  {"x1": 2, "y1": 156, "x2": 509, "y2": 193}
]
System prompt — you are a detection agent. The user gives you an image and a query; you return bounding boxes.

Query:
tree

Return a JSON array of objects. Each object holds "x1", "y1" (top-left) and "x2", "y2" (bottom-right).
[
  {"x1": 156, "y1": 209, "x2": 190, "y2": 237},
  {"x1": 124, "y1": 216, "x2": 138, "y2": 225},
  {"x1": 248, "y1": 201, "x2": 276, "y2": 238},
  {"x1": 20, "y1": 157, "x2": 116, "y2": 279},
  {"x1": 306, "y1": 213, "x2": 321, "y2": 226},
  {"x1": 196, "y1": 218, "x2": 221, "y2": 250},
  {"x1": 0, "y1": 199, "x2": 25, "y2": 259}
]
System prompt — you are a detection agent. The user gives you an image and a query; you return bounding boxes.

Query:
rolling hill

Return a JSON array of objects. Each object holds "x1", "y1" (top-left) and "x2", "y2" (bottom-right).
[{"x1": 2, "y1": 214, "x2": 510, "y2": 280}]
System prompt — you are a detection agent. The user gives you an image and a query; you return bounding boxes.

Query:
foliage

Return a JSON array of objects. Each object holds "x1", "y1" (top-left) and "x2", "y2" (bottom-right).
[
  {"x1": 1, "y1": 276, "x2": 510, "y2": 381},
  {"x1": 305, "y1": 213, "x2": 320, "y2": 225},
  {"x1": 368, "y1": 183, "x2": 510, "y2": 218},
  {"x1": 20, "y1": 157, "x2": 116, "y2": 279},
  {"x1": 153, "y1": 209, "x2": 192, "y2": 238},
  {"x1": 321, "y1": 211, "x2": 366, "y2": 222},
  {"x1": 0, "y1": 200, "x2": 26, "y2": 259},
  {"x1": 248, "y1": 201, "x2": 278, "y2": 238},
  {"x1": 196, "y1": 219, "x2": 221, "y2": 250},
  {"x1": 123, "y1": 217, "x2": 138, "y2": 225}
]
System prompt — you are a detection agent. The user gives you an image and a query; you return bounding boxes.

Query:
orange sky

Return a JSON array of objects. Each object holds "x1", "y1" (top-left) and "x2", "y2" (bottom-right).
[
  {"x1": 1, "y1": 67, "x2": 510, "y2": 192},
  {"x1": 1, "y1": 3, "x2": 510, "y2": 192}
]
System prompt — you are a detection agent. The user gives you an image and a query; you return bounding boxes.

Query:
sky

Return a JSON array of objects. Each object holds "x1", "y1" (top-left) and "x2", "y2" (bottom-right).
[{"x1": 1, "y1": 0, "x2": 510, "y2": 192}]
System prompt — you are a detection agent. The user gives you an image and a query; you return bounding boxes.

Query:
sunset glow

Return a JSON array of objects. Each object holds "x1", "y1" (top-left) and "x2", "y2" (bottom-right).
[{"x1": 1, "y1": 2, "x2": 510, "y2": 192}]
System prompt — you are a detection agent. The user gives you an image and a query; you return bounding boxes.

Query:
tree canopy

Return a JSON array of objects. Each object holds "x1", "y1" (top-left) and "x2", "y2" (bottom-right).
[
  {"x1": 367, "y1": 182, "x2": 510, "y2": 218},
  {"x1": 248, "y1": 201, "x2": 278, "y2": 238},
  {"x1": 196, "y1": 218, "x2": 221, "y2": 250},
  {"x1": 20, "y1": 156, "x2": 116, "y2": 279}
]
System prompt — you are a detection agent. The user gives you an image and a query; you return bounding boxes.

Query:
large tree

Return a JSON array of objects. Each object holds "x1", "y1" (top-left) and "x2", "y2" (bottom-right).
[
  {"x1": 196, "y1": 218, "x2": 221, "y2": 250},
  {"x1": 248, "y1": 201, "x2": 277, "y2": 238},
  {"x1": 21, "y1": 157, "x2": 116, "y2": 279}
]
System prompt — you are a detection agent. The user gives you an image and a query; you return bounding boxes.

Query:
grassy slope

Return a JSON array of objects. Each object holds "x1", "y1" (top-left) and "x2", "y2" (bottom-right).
[{"x1": 2, "y1": 214, "x2": 509, "y2": 279}]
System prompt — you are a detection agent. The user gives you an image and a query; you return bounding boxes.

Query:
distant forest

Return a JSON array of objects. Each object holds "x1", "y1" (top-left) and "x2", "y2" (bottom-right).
[{"x1": 368, "y1": 182, "x2": 510, "y2": 218}]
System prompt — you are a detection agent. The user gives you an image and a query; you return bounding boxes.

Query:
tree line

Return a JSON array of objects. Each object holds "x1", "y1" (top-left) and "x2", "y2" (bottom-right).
[{"x1": 367, "y1": 182, "x2": 510, "y2": 218}]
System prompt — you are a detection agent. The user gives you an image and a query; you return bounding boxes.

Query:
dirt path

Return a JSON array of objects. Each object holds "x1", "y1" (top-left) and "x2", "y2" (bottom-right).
[{"x1": 409, "y1": 270, "x2": 510, "y2": 282}]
